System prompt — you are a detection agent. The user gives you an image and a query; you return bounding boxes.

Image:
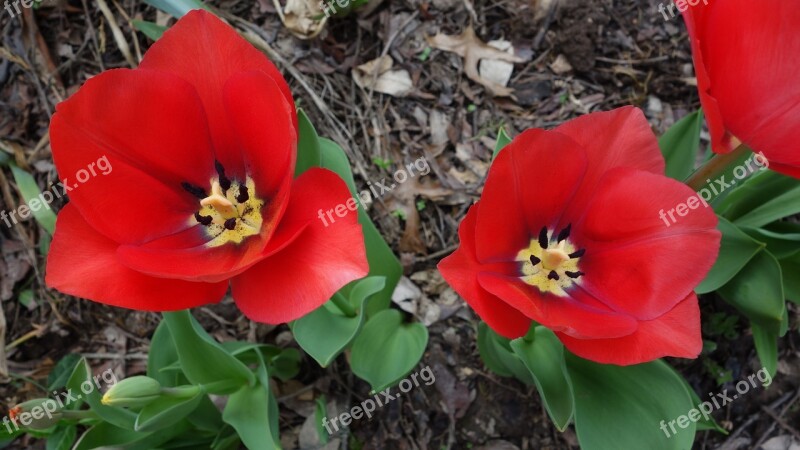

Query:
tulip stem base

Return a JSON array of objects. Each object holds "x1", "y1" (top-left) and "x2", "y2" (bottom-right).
[
  {"x1": 331, "y1": 293, "x2": 357, "y2": 317},
  {"x1": 684, "y1": 144, "x2": 751, "y2": 191}
]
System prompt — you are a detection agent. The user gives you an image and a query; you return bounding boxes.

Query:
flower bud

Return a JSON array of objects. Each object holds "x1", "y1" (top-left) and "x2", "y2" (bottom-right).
[
  {"x1": 10, "y1": 398, "x2": 63, "y2": 430},
  {"x1": 101, "y1": 376, "x2": 162, "y2": 408}
]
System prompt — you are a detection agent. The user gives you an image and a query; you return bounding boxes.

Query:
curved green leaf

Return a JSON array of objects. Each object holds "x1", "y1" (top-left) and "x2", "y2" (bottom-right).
[
  {"x1": 696, "y1": 216, "x2": 764, "y2": 294},
  {"x1": 162, "y1": 311, "x2": 254, "y2": 393},
  {"x1": 493, "y1": 127, "x2": 512, "y2": 159},
  {"x1": 293, "y1": 277, "x2": 386, "y2": 367},
  {"x1": 659, "y1": 110, "x2": 703, "y2": 180},
  {"x1": 510, "y1": 327, "x2": 574, "y2": 430},
  {"x1": 476, "y1": 322, "x2": 533, "y2": 384},
  {"x1": 222, "y1": 383, "x2": 279, "y2": 450},
  {"x1": 296, "y1": 109, "x2": 322, "y2": 176},
  {"x1": 350, "y1": 309, "x2": 428, "y2": 392},
  {"x1": 9, "y1": 163, "x2": 56, "y2": 235},
  {"x1": 135, "y1": 389, "x2": 204, "y2": 432},
  {"x1": 718, "y1": 250, "x2": 785, "y2": 325},
  {"x1": 566, "y1": 356, "x2": 696, "y2": 450}
]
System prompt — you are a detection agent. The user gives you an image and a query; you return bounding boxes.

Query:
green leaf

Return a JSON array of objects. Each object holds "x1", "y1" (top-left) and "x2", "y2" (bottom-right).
[
  {"x1": 493, "y1": 127, "x2": 512, "y2": 159},
  {"x1": 268, "y1": 348, "x2": 301, "y2": 382},
  {"x1": 296, "y1": 109, "x2": 322, "y2": 176},
  {"x1": 510, "y1": 327, "x2": 574, "y2": 431},
  {"x1": 718, "y1": 250, "x2": 785, "y2": 325},
  {"x1": 66, "y1": 358, "x2": 136, "y2": 430},
  {"x1": 46, "y1": 425, "x2": 76, "y2": 450},
  {"x1": 752, "y1": 323, "x2": 779, "y2": 380},
  {"x1": 315, "y1": 396, "x2": 329, "y2": 444},
  {"x1": 350, "y1": 309, "x2": 428, "y2": 392},
  {"x1": 318, "y1": 137, "x2": 402, "y2": 315},
  {"x1": 147, "y1": 320, "x2": 180, "y2": 387},
  {"x1": 9, "y1": 163, "x2": 56, "y2": 234},
  {"x1": 48, "y1": 353, "x2": 82, "y2": 391},
  {"x1": 293, "y1": 276, "x2": 386, "y2": 367},
  {"x1": 668, "y1": 365, "x2": 726, "y2": 434},
  {"x1": 476, "y1": 322, "x2": 533, "y2": 384},
  {"x1": 779, "y1": 253, "x2": 800, "y2": 304},
  {"x1": 142, "y1": 0, "x2": 208, "y2": 18},
  {"x1": 717, "y1": 169, "x2": 800, "y2": 223},
  {"x1": 135, "y1": 389, "x2": 204, "y2": 432},
  {"x1": 659, "y1": 110, "x2": 703, "y2": 180},
  {"x1": 743, "y1": 224, "x2": 800, "y2": 260},
  {"x1": 162, "y1": 311, "x2": 254, "y2": 393},
  {"x1": 186, "y1": 396, "x2": 224, "y2": 432},
  {"x1": 696, "y1": 216, "x2": 764, "y2": 294},
  {"x1": 132, "y1": 19, "x2": 168, "y2": 40},
  {"x1": 566, "y1": 356, "x2": 696, "y2": 450},
  {"x1": 222, "y1": 384, "x2": 280, "y2": 450},
  {"x1": 73, "y1": 420, "x2": 190, "y2": 450}
]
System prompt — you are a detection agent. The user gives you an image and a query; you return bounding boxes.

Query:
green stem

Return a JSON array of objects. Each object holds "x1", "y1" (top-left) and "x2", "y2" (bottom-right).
[
  {"x1": 61, "y1": 410, "x2": 99, "y2": 421},
  {"x1": 684, "y1": 144, "x2": 751, "y2": 191},
  {"x1": 330, "y1": 293, "x2": 357, "y2": 317}
]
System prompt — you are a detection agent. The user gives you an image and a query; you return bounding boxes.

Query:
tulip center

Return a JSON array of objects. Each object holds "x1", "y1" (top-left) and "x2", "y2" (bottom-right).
[
  {"x1": 183, "y1": 162, "x2": 264, "y2": 247},
  {"x1": 517, "y1": 225, "x2": 585, "y2": 296}
]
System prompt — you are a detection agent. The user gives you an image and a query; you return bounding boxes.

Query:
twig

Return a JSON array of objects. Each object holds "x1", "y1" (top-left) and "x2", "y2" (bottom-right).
[
  {"x1": 720, "y1": 391, "x2": 794, "y2": 448},
  {"x1": 95, "y1": 0, "x2": 136, "y2": 68},
  {"x1": 752, "y1": 390, "x2": 800, "y2": 449}
]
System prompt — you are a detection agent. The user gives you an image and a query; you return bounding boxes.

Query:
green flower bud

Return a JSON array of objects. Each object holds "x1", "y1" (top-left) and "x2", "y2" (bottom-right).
[
  {"x1": 101, "y1": 376, "x2": 162, "y2": 408},
  {"x1": 10, "y1": 398, "x2": 63, "y2": 430}
]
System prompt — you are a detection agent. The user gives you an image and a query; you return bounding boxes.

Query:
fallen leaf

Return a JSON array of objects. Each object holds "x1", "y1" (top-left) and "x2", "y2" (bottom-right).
[
  {"x1": 273, "y1": 0, "x2": 328, "y2": 40},
  {"x1": 478, "y1": 40, "x2": 515, "y2": 89},
  {"x1": 352, "y1": 56, "x2": 413, "y2": 97},
  {"x1": 427, "y1": 27, "x2": 526, "y2": 97},
  {"x1": 550, "y1": 54, "x2": 574, "y2": 74}
]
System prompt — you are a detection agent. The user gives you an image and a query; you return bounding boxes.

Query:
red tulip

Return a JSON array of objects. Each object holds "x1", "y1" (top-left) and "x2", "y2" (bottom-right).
[
  {"x1": 46, "y1": 11, "x2": 368, "y2": 323},
  {"x1": 438, "y1": 107, "x2": 720, "y2": 365},
  {"x1": 683, "y1": 0, "x2": 800, "y2": 177}
]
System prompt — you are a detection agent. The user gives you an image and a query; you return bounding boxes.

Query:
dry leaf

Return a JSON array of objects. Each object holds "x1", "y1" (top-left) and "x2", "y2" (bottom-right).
[
  {"x1": 478, "y1": 40, "x2": 515, "y2": 89},
  {"x1": 352, "y1": 56, "x2": 413, "y2": 97},
  {"x1": 550, "y1": 54, "x2": 574, "y2": 74},
  {"x1": 273, "y1": 0, "x2": 328, "y2": 39},
  {"x1": 427, "y1": 27, "x2": 526, "y2": 97}
]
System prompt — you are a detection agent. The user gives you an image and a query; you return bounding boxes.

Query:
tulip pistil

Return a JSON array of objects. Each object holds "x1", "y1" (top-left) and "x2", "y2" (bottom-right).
[
  {"x1": 517, "y1": 224, "x2": 585, "y2": 296},
  {"x1": 188, "y1": 163, "x2": 264, "y2": 247}
]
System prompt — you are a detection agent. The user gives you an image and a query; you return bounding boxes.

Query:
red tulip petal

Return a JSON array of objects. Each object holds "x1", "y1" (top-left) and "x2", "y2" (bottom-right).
[
  {"x1": 556, "y1": 293, "x2": 702, "y2": 366},
  {"x1": 116, "y1": 226, "x2": 268, "y2": 283},
  {"x1": 46, "y1": 204, "x2": 228, "y2": 310},
  {"x1": 139, "y1": 10, "x2": 297, "y2": 180},
  {"x1": 50, "y1": 69, "x2": 216, "y2": 244},
  {"x1": 474, "y1": 129, "x2": 588, "y2": 262},
  {"x1": 477, "y1": 273, "x2": 638, "y2": 339},
  {"x1": 222, "y1": 70, "x2": 295, "y2": 225},
  {"x1": 231, "y1": 168, "x2": 368, "y2": 324},
  {"x1": 555, "y1": 107, "x2": 665, "y2": 222},
  {"x1": 684, "y1": 1, "x2": 800, "y2": 168},
  {"x1": 438, "y1": 203, "x2": 532, "y2": 339},
  {"x1": 577, "y1": 167, "x2": 720, "y2": 320}
]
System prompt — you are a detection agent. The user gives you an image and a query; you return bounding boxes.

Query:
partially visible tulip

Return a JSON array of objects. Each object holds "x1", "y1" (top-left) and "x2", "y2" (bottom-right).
[{"x1": 683, "y1": 0, "x2": 800, "y2": 178}]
